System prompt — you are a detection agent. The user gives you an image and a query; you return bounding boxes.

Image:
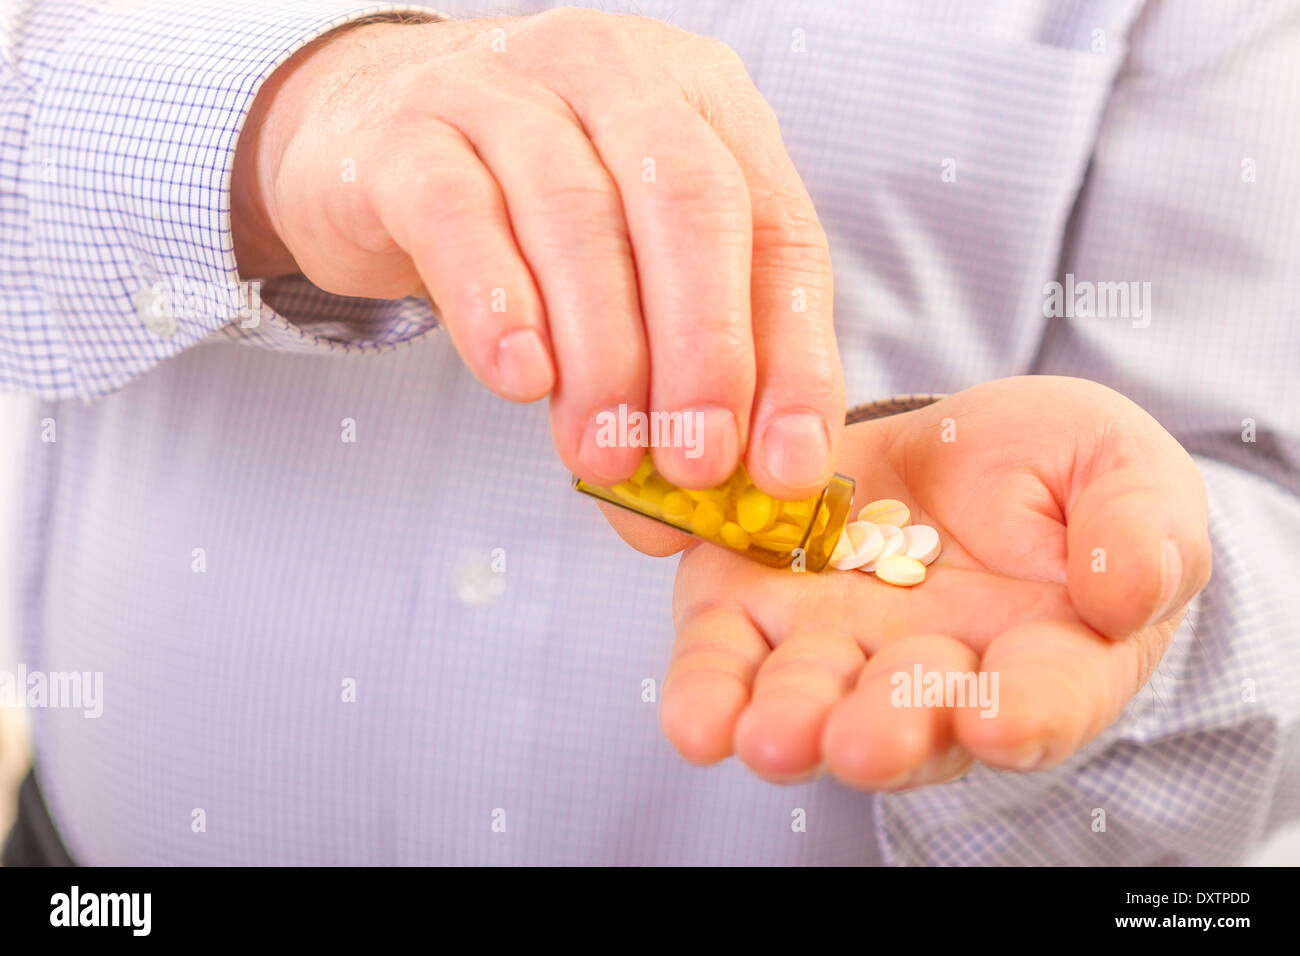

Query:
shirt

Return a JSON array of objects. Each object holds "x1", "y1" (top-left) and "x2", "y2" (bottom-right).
[{"x1": 2, "y1": 0, "x2": 1298, "y2": 864}]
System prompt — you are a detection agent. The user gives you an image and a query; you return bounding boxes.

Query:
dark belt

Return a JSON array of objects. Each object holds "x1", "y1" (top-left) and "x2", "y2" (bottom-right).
[{"x1": 1, "y1": 768, "x2": 76, "y2": 866}]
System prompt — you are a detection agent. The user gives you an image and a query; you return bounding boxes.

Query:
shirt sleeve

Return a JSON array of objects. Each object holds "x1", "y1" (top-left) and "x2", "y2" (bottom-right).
[
  {"x1": 874, "y1": 0, "x2": 1300, "y2": 865},
  {"x1": 2, "y1": 0, "x2": 446, "y2": 401}
]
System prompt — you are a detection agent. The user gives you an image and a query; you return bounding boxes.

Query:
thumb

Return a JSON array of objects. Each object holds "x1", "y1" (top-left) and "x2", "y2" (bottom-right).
[{"x1": 1066, "y1": 436, "x2": 1212, "y2": 639}]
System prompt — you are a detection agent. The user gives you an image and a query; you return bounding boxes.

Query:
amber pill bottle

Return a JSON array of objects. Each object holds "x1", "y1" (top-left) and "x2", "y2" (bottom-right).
[{"x1": 574, "y1": 453, "x2": 854, "y2": 572}]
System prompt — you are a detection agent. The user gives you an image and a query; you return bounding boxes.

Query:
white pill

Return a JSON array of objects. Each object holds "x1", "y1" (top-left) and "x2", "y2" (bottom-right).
[
  {"x1": 874, "y1": 554, "x2": 926, "y2": 587},
  {"x1": 846, "y1": 521, "x2": 885, "y2": 568},
  {"x1": 901, "y1": 524, "x2": 942, "y2": 565},
  {"x1": 861, "y1": 524, "x2": 904, "y2": 572},
  {"x1": 828, "y1": 529, "x2": 854, "y2": 567},
  {"x1": 830, "y1": 521, "x2": 884, "y2": 571}
]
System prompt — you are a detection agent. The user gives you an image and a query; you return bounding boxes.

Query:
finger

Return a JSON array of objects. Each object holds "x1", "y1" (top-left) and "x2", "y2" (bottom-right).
[
  {"x1": 596, "y1": 502, "x2": 693, "y2": 557},
  {"x1": 366, "y1": 125, "x2": 554, "y2": 402},
  {"x1": 733, "y1": 628, "x2": 866, "y2": 782},
  {"x1": 446, "y1": 90, "x2": 652, "y2": 484},
  {"x1": 955, "y1": 618, "x2": 1173, "y2": 772},
  {"x1": 661, "y1": 604, "x2": 769, "y2": 765},
  {"x1": 680, "y1": 55, "x2": 842, "y2": 498},
  {"x1": 745, "y1": 190, "x2": 842, "y2": 499},
  {"x1": 1067, "y1": 418, "x2": 1212, "y2": 639},
  {"x1": 545, "y1": 82, "x2": 754, "y2": 489},
  {"x1": 822, "y1": 633, "x2": 978, "y2": 791}
]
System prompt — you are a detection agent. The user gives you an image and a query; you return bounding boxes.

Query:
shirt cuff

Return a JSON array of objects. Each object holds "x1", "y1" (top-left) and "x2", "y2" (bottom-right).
[{"x1": 25, "y1": 0, "x2": 444, "y2": 399}]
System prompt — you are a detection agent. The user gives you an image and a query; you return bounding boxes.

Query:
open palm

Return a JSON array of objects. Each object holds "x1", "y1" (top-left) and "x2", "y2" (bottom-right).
[{"x1": 604, "y1": 376, "x2": 1212, "y2": 789}]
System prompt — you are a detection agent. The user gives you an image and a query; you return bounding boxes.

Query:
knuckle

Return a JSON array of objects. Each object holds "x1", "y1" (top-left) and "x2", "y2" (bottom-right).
[
  {"x1": 530, "y1": 7, "x2": 625, "y2": 52},
  {"x1": 645, "y1": 162, "x2": 749, "y2": 219},
  {"x1": 752, "y1": 209, "x2": 832, "y2": 275},
  {"x1": 673, "y1": 322, "x2": 754, "y2": 378},
  {"x1": 589, "y1": 352, "x2": 645, "y2": 391},
  {"x1": 753, "y1": 202, "x2": 829, "y2": 252},
  {"x1": 533, "y1": 178, "x2": 623, "y2": 225},
  {"x1": 683, "y1": 33, "x2": 747, "y2": 74},
  {"x1": 754, "y1": 236, "x2": 832, "y2": 282},
  {"x1": 530, "y1": 181, "x2": 636, "y2": 265},
  {"x1": 675, "y1": 35, "x2": 760, "y2": 109},
  {"x1": 405, "y1": 166, "x2": 492, "y2": 225}
]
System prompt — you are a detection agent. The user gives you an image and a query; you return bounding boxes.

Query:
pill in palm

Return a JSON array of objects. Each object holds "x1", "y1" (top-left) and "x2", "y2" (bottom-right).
[
  {"x1": 901, "y1": 524, "x2": 942, "y2": 565},
  {"x1": 848, "y1": 521, "x2": 885, "y2": 566},
  {"x1": 873, "y1": 554, "x2": 927, "y2": 587},
  {"x1": 829, "y1": 520, "x2": 884, "y2": 570},
  {"x1": 829, "y1": 529, "x2": 854, "y2": 567},
  {"x1": 861, "y1": 523, "x2": 905, "y2": 572},
  {"x1": 857, "y1": 498, "x2": 910, "y2": 527}
]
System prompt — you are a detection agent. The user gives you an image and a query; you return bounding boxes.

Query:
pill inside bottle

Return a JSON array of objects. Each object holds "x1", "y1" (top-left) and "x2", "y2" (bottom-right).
[{"x1": 574, "y1": 453, "x2": 854, "y2": 572}]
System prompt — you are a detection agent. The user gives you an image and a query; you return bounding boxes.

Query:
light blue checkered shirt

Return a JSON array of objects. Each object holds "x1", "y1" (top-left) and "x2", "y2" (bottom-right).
[{"x1": 3, "y1": 0, "x2": 1298, "y2": 864}]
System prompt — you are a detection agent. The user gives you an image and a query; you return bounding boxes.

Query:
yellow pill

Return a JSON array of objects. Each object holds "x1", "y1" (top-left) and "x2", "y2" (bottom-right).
[
  {"x1": 640, "y1": 475, "x2": 673, "y2": 507},
  {"x1": 780, "y1": 497, "x2": 815, "y2": 522},
  {"x1": 662, "y1": 491, "x2": 694, "y2": 521},
  {"x1": 873, "y1": 554, "x2": 926, "y2": 587},
  {"x1": 736, "y1": 487, "x2": 776, "y2": 533},
  {"x1": 690, "y1": 500, "x2": 725, "y2": 537},
  {"x1": 719, "y1": 522, "x2": 752, "y2": 550},
  {"x1": 752, "y1": 521, "x2": 804, "y2": 549},
  {"x1": 631, "y1": 455, "x2": 656, "y2": 485},
  {"x1": 857, "y1": 498, "x2": 910, "y2": 527},
  {"x1": 726, "y1": 466, "x2": 752, "y2": 495},
  {"x1": 611, "y1": 481, "x2": 641, "y2": 503},
  {"x1": 684, "y1": 487, "x2": 728, "y2": 503}
]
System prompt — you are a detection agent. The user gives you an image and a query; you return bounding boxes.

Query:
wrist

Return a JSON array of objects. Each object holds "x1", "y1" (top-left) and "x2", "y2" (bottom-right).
[{"x1": 230, "y1": 20, "x2": 418, "y2": 280}]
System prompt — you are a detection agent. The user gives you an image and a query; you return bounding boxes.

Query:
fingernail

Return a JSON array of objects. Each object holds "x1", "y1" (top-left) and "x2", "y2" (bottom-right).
[
  {"x1": 495, "y1": 328, "x2": 553, "y2": 400},
  {"x1": 664, "y1": 406, "x2": 739, "y2": 484},
  {"x1": 1011, "y1": 745, "x2": 1045, "y2": 772},
  {"x1": 875, "y1": 769, "x2": 915, "y2": 791},
  {"x1": 579, "y1": 408, "x2": 643, "y2": 484},
  {"x1": 1148, "y1": 539, "x2": 1183, "y2": 627},
  {"x1": 761, "y1": 412, "x2": 831, "y2": 489}
]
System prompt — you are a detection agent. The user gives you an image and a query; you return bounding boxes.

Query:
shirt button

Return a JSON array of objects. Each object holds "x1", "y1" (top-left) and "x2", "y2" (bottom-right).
[
  {"x1": 452, "y1": 551, "x2": 506, "y2": 607},
  {"x1": 135, "y1": 283, "x2": 177, "y2": 339}
]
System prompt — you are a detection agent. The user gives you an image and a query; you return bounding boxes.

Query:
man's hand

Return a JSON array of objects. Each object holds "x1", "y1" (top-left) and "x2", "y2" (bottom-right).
[
  {"x1": 607, "y1": 376, "x2": 1213, "y2": 789},
  {"x1": 231, "y1": 10, "x2": 842, "y2": 497}
]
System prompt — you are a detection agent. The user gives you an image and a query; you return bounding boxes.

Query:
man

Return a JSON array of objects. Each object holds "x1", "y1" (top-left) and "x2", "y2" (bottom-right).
[{"x1": 2, "y1": 0, "x2": 1296, "y2": 864}]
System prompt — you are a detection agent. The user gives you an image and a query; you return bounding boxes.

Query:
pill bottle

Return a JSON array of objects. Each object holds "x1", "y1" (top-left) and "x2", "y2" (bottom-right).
[{"x1": 574, "y1": 453, "x2": 854, "y2": 571}]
